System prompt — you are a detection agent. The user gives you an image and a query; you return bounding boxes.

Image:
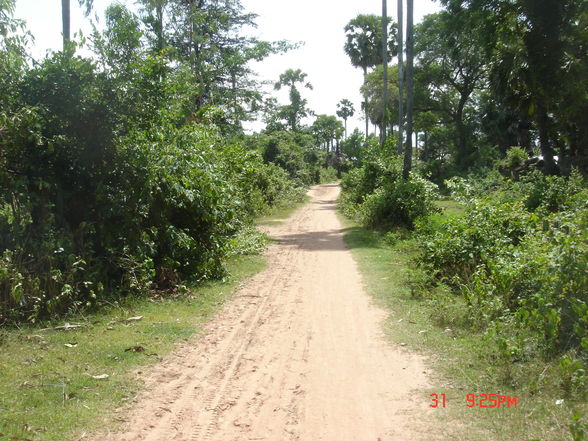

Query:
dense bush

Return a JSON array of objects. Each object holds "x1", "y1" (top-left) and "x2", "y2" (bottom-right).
[
  {"x1": 415, "y1": 172, "x2": 588, "y2": 357},
  {"x1": 246, "y1": 130, "x2": 334, "y2": 186},
  {"x1": 341, "y1": 148, "x2": 439, "y2": 229},
  {"x1": 0, "y1": 27, "x2": 308, "y2": 323}
]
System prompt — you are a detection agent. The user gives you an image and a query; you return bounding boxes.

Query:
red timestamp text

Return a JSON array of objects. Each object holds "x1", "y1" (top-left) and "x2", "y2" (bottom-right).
[
  {"x1": 429, "y1": 393, "x2": 519, "y2": 408},
  {"x1": 466, "y1": 393, "x2": 518, "y2": 408}
]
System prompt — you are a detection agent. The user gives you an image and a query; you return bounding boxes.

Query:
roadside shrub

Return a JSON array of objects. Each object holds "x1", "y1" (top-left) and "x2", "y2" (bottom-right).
[
  {"x1": 415, "y1": 171, "x2": 588, "y2": 357},
  {"x1": 523, "y1": 170, "x2": 585, "y2": 213},
  {"x1": 359, "y1": 174, "x2": 439, "y2": 229},
  {"x1": 341, "y1": 151, "x2": 439, "y2": 229},
  {"x1": 417, "y1": 200, "x2": 537, "y2": 283}
]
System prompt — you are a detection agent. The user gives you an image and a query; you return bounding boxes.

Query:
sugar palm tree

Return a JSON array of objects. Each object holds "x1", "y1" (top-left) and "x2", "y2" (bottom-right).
[{"x1": 62, "y1": 0, "x2": 94, "y2": 50}]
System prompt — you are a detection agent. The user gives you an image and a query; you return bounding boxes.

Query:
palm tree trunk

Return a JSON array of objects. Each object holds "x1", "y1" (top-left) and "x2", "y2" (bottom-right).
[
  {"x1": 397, "y1": 0, "x2": 404, "y2": 155},
  {"x1": 403, "y1": 0, "x2": 414, "y2": 179},
  {"x1": 381, "y1": 0, "x2": 388, "y2": 145},
  {"x1": 62, "y1": 0, "x2": 70, "y2": 50},
  {"x1": 363, "y1": 66, "x2": 369, "y2": 139},
  {"x1": 536, "y1": 99, "x2": 558, "y2": 174}
]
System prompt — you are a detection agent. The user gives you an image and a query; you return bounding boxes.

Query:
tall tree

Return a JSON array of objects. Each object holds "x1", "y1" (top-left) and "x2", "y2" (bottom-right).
[
  {"x1": 403, "y1": 0, "x2": 414, "y2": 178},
  {"x1": 441, "y1": 0, "x2": 588, "y2": 173},
  {"x1": 361, "y1": 65, "x2": 399, "y2": 130},
  {"x1": 344, "y1": 14, "x2": 396, "y2": 139},
  {"x1": 274, "y1": 68, "x2": 313, "y2": 131},
  {"x1": 381, "y1": 0, "x2": 389, "y2": 144},
  {"x1": 61, "y1": 0, "x2": 94, "y2": 50},
  {"x1": 336, "y1": 99, "x2": 355, "y2": 138},
  {"x1": 415, "y1": 11, "x2": 488, "y2": 168},
  {"x1": 137, "y1": 0, "x2": 168, "y2": 52},
  {"x1": 397, "y1": 0, "x2": 404, "y2": 154}
]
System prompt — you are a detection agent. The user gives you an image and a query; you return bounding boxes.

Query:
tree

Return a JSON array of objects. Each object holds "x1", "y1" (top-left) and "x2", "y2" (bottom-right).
[
  {"x1": 311, "y1": 114, "x2": 344, "y2": 151},
  {"x1": 415, "y1": 11, "x2": 488, "y2": 168},
  {"x1": 403, "y1": 0, "x2": 414, "y2": 179},
  {"x1": 336, "y1": 99, "x2": 355, "y2": 138},
  {"x1": 274, "y1": 68, "x2": 313, "y2": 131},
  {"x1": 381, "y1": 0, "x2": 389, "y2": 144},
  {"x1": 61, "y1": 0, "x2": 94, "y2": 50},
  {"x1": 397, "y1": 0, "x2": 404, "y2": 154},
  {"x1": 361, "y1": 65, "x2": 399, "y2": 131},
  {"x1": 137, "y1": 0, "x2": 168, "y2": 53},
  {"x1": 344, "y1": 14, "x2": 396, "y2": 139},
  {"x1": 441, "y1": 0, "x2": 588, "y2": 173}
]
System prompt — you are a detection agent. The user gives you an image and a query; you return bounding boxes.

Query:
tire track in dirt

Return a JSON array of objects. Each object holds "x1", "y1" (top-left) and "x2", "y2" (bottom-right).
[{"x1": 97, "y1": 184, "x2": 433, "y2": 441}]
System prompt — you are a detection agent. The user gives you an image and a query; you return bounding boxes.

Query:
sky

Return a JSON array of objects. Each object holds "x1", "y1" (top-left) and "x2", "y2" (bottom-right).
[{"x1": 13, "y1": 0, "x2": 441, "y2": 134}]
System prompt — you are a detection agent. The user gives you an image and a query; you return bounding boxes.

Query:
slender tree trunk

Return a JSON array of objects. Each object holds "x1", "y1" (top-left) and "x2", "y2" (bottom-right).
[
  {"x1": 156, "y1": 2, "x2": 164, "y2": 52},
  {"x1": 62, "y1": 0, "x2": 70, "y2": 50},
  {"x1": 363, "y1": 66, "x2": 369, "y2": 139},
  {"x1": 336, "y1": 137, "x2": 342, "y2": 178},
  {"x1": 536, "y1": 99, "x2": 558, "y2": 174},
  {"x1": 397, "y1": 0, "x2": 404, "y2": 155},
  {"x1": 455, "y1": 94, "x2": 468, "y2": 167},
  {"x1": 381, "y1": 0, "x2": 388, "y2": 145},
  {"x1": 344, "y1": 119, "x2": 348, "y2": 139},
  {"x1": 423, "y1": 130, "x2": 429, "y2": 161},
  {"x1": 403, "y1": 0, "x2": 414, "y2": 179}
]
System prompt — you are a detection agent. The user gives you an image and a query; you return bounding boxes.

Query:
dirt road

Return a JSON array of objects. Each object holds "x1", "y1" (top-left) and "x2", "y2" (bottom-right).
[{"x1": 103, "y1": 184, "x2": 432, "y2": 441}]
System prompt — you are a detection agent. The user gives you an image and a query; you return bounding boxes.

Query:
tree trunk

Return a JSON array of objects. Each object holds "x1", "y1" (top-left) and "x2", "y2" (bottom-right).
[
  {"x1": 336, "y1": 137, "x2": 342, "y2": 178},
  {"x1": 363, "y1": 66, "x2": 369, "y2": 139},
  {"x1": 454, "y1": 93, "x2": 469, "y2": 167},
  {"x1": 422, "y1": 130, "x2": 429, "y2": 161},
  {"x1": 536, "y1": 99, "x2": 558, "y2": 174},
  {"x1": 156, "y1": 2, "x2": 164, "y2": 52},
  {"x1": 403, "y1": 0, "x2": 414, "y2": 180},
  {"x1": 397, "y1": 0, "x2": 404, "y2": 155},
  {"x1": 62, "y1": 0, "x2": 70, "y2": 50},
  {"x1": 381, "y1": 0, "x2": 388, "y2": 145}
]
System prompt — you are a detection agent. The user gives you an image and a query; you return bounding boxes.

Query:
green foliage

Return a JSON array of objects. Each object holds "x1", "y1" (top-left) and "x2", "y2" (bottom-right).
[
  {"x1": 414, "y1": 171, "x2": 588, "y2": 360},
  {"x1": 0, "y1": 3, "x2": 309, "y2": 323},
  {"x1": 341, "y1": 148, "x2": 439, "y2": 229},
  {"x1": 248, "y1": 130, "x2": 326, "y2": 186},
  {"x1": 344, "y1": 14, "x2": 397, "y2": 73}
]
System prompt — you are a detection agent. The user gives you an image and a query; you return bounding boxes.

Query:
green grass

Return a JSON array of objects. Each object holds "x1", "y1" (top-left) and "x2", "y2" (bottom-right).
[
  {"x1": 434, "y1": 198, "x2": 466, "y2": 218},
  {"x1": 256, "y1": 194, "x2": 310, "y2": 226},
  {"x1": 0, "y1": 255, "x2": 266, "y2": 441},
  {"x1": 339, "y1": 212, "x2": 587, "y2": 441}
]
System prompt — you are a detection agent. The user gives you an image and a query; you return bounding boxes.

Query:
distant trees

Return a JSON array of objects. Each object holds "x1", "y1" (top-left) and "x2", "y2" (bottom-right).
[
  {"x1": 274, "y1": 68, "x2": 313, "y2": 131},
  {"x1": 361, "y1": 65, "x2": 398, "y2": 132},
  {"x1": 344, "y1": 14, "x2": 396, "y2": 138},
  {"x1": 336, "y1": 99, "x2": 355, "y2": 138},
  {"x1": 311, "y1": 115, "x2": 344, "y2": 151},
  {"x1": 343, "y1": 0, "x2": 587, "y2": 178},
  {"x1": 438, "y1": 0, "x2": 588, "y2": 174}
]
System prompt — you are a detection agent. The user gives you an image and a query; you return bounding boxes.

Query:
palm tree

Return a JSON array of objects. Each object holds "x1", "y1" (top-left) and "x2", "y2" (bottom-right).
[
  {"x1": 403, "y1": 0, "x2": 414, "y2": 179},
  {"x1": 397, "y1": 0, "x2": 404, "y2": 154},
  {"x1": 274, "y1": 69, "x2": 313, "y2": 131},
  {"x1": 381, "y1": 0, "x2": 389, "y2": 144},
  {"x1": 336, "y1": 99, "x2": 355, "y2": 138},
  {"x1": 61, "y1": 0, "x2": 94, "y2": 50},
  {"x1": 344, "y1": 14, "x2": 388, "y2": 139}
]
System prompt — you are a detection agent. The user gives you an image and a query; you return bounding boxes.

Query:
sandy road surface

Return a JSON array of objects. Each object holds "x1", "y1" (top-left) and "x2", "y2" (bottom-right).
[{"x1": 101, "y1": 184, "x2": 432, "y2": 441}]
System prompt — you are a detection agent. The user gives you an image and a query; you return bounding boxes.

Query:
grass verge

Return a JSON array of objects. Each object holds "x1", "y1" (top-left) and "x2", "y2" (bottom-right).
[
  {"x1": 257, "y1": 194, "x2": 311, "y2": 226},
  {"x1": 0, "y1": 255, "x2": 265, "y2": 441},
  {"x1": 339, "y1": 208, "x2": 587, "y2": 441}
]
